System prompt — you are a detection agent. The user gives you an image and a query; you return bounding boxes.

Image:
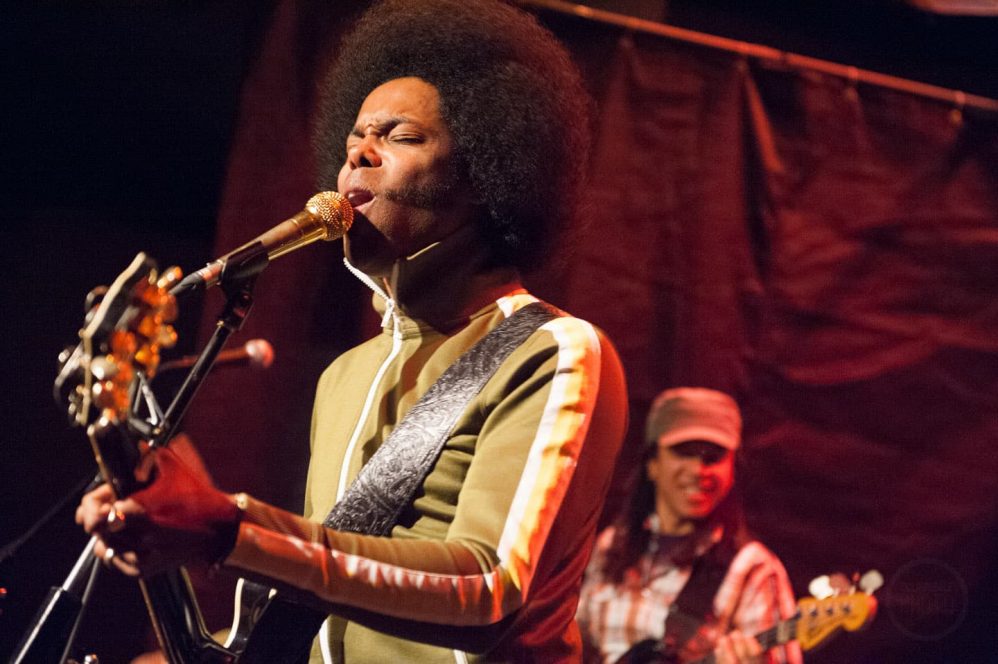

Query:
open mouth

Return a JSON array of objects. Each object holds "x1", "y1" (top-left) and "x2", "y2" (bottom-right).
[
  {"x1": 346, "y1": 189, "x2": 374, "y2": 213},
  {"x1": 682, "y1": 480, "x2": 716, "y2": 500}
]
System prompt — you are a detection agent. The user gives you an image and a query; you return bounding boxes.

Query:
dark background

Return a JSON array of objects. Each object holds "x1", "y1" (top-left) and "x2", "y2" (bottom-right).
[
  {"x1": 1, "y1": 2, "x2": 275, "y2": 659},
  {"x1": 2, "y1": 1, "x2": 996, "y2": 661}
]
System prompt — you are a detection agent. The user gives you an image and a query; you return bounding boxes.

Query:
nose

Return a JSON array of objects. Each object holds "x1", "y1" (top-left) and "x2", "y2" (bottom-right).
[
  {"x1": 346, "y1": 135, "x2": 382, "y2": 169},
  {"x1": 684, "y1": 457, "x2": 707, "y2": 476}
]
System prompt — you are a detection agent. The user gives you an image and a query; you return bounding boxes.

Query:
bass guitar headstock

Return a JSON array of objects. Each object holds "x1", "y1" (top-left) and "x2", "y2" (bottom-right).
[
  {"x1": 55, "y1": 252, "x2": 181, "y2": 496},
  {"x1": 796, "y1": 570, "x2": 881, "y2": 651}
]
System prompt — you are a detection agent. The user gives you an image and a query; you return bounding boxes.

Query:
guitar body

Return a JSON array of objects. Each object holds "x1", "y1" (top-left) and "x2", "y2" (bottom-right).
[
  {"x1": 615, "y1": 638, "x2": 675, "y2": 664},
  {"x1": 139, "y1": 569, "x2": 236, "y2": 663},
  {"x1": 225, "y1": 580, "x2": 318, "y2": 664}
]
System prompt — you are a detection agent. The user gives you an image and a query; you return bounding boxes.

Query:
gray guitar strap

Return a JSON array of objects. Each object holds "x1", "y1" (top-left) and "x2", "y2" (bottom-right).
[
  {"x1": 237, "y1": 301, "x2": 561, "y2": 664},
  {"x1": 323, "y1": 300, "x2": 560, "y2": 535}
]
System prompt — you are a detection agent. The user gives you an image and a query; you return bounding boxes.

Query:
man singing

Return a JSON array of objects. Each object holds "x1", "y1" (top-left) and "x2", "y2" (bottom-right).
[{"x1": 77, "y1": 1, "x2": 628, "y2": 661}]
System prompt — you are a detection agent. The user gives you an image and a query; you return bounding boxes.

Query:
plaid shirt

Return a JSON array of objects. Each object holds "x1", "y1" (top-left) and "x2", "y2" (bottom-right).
[{"x1": 577, "y1": 525, "x2": 803, "y2": 664}]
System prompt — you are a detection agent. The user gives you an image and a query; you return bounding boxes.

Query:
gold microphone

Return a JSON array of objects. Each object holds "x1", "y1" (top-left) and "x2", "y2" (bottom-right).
[{"x1": 172, "y1": 191, "x2": 353, "y2": 295}]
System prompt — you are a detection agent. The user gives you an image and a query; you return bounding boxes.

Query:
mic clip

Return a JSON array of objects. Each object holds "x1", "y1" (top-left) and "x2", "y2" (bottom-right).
[
  {"x1": 171, "y1": 241, "x2": 270, "y2": 298},
  {"x1": 219, "y1": 241, "x2": 270, "y2": 291}
]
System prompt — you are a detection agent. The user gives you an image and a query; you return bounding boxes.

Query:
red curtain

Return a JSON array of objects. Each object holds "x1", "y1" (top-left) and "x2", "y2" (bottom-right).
[{"x1": 187, "y1": 4, "x2": 998, "y2": 660}]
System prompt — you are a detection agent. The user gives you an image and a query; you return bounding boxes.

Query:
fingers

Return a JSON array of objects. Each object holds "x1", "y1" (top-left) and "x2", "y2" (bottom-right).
[
  {"x1": 94, "y1": 535, "x2": 143, "y2": 577},
  {"x1": 715, "y1": 630, "x2": 763, "y2": 664},
  {"x1": 78, "y1": 493, "x2": 146, "y2": 539},
  {"x1": 115, "y1": 549, "x2": 142, "y2": 575},
  {"x1": 81, "y1": 485, "x2": 150, "y2": 577},
  {"x1": 101, "y1": 499, "x2": 148, "y2": 553},
  {"x1": 76, "y1": 457, "x2": 231, "y2": 576},
  {"x1": 76, "y1": 484, "x2": 140, "y2": 533},
  {"x1": 76, "y1": 483, "x2": 114, "y2": 531}
]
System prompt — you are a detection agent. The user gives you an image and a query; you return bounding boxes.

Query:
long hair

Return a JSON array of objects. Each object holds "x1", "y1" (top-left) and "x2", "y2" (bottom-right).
[{"x1": 312, "y1": 0, "x2": 593, "y2": 272}]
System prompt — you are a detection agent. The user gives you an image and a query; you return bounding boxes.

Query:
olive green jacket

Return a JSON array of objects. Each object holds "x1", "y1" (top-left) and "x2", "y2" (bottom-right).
[{"x1": 225, "y1": 228, "x2": 628, "y2": 663}]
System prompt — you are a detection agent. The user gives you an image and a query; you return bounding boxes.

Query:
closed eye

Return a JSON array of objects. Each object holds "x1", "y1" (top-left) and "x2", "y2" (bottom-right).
[{"x1": 390, "y1": 132, "x2": 424, "y2": 144}]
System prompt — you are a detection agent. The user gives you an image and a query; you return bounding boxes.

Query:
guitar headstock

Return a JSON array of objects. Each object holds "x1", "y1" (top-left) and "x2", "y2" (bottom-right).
[
  {"x1": 796, "y1": 571, "x2": 880, "y2": 651},
  {"x1": 55, "y1": 252, "x2": 180, "y2": 495}
]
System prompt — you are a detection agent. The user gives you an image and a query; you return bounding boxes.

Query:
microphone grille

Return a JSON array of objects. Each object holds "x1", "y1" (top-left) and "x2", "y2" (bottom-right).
[
  {"x1": 244, "y1": 338, "x2": 275, "y2": 369},
  {"x1": 307, "y1": 191, "x2": 354, "y2": 240}
]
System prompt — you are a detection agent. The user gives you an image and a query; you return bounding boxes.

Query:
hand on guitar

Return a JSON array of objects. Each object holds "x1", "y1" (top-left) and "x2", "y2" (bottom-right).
[
  {"x1": 75, "y1": 439, "x2": 241, "y2": 577},
  {"x1": 713, "y1": 630, "x2": 764, "y2": 664}
]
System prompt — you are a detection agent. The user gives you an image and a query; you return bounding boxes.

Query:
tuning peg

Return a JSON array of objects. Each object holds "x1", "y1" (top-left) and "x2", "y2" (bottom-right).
[
  {"x1": 828, "y1": 573, "x2": 852, "y2": 594},
  {"x1": 84, "y1": 286, "x2": 109, "y2": 314},
  {"x1": 809, "y1": 575, "x2": 834, "y2": 599},
  {"x1": 859, "y1": 569, "x2": 884, "y2": 594},
  {"x1": 156, "y1": 266, "x2": 183, "y2": 290},
  {"x1": 89, "y1": 357, "x2": 118, "y2": 381},
  {"x1": 58, "y1": 345, "x2": 75, "y2": 366}
]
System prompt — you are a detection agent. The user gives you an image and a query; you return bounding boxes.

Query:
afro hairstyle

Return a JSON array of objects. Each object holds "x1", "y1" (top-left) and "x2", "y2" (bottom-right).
[{"x1": 312, "y1": 0, "x2": 593, "y2": 272}]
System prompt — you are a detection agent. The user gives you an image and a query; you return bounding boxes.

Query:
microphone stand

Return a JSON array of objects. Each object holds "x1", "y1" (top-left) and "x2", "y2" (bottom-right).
[
  {"x1": 150, "y1": 242, "x2": 268, "y2": 449},
  {"x1": 11, "y1": 245, "x2": 269, "y2": 664},
  {"x1": 9, "y1": 539, "x2": 101, "y2": 664}
]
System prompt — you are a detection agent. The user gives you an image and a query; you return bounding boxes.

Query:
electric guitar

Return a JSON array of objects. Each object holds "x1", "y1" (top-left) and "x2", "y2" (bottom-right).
[
  {"x1": 52, "y1": 188, "x2": 356, "y2": 661},
  {"x1": 57, "y1": 252, "x2": 341, "y2": 663},
  {"x1": 618, "y1": 588, "x2": 877, "y2": 664},
  {"x1": 56, "y1": 253, "x2": 237, "y2": 663}
]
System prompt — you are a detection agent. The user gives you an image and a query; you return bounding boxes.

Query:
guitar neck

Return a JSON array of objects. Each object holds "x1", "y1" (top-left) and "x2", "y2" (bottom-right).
[
  {"x1": 626, "y1": 591, "x2": 873, "y2": 664},
  {"x1": 88, "y1": 413, "x2": 234, "y2": 662},
  {"x1": 754, "y1": 613, "x2": 799, "y2": 651},
  {"x1": 691, "y1": 614, "x2": 799, "y2": 664}
]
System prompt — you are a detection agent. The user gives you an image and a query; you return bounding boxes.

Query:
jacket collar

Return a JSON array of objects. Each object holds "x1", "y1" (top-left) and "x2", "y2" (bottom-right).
[{"x1": 345, "y1": 224, "x2": 522, "y2": 335}]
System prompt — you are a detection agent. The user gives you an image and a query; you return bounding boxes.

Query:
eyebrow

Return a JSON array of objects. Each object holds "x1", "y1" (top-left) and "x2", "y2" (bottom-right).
[{"x1": 350, "y1": 115, "x2": 416, "y2": 137}]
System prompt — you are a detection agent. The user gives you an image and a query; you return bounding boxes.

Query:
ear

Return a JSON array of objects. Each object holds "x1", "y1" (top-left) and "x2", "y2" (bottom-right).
[{"x1": 645, "y1": 456, "x2": 659, "y2": 482}]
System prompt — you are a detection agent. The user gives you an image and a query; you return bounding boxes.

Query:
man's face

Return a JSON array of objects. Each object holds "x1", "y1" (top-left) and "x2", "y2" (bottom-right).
[
  {"x1": 645, "y1": 440, "x2": 734, "y2": 535},
  {"x1": 337, "y1": 76, "x2": 476, "y2": 277}
]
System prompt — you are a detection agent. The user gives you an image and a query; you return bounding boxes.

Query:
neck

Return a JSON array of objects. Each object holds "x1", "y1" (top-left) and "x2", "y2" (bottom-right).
[
  {"x1": 654, "y1": 504, "x2": 696, "y2": 537},
  {"x1": 357, "y1": 224, "x2": 522, "y2": 331}
]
